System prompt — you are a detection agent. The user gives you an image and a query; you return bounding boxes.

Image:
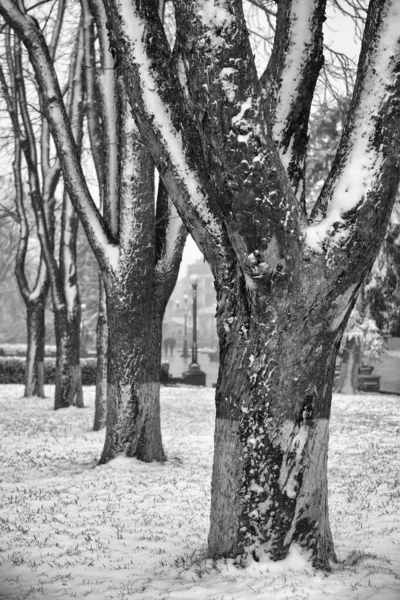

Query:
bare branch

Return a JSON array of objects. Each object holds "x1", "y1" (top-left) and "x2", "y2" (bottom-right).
[
  {"x1": 261, "y1": 0, "x2": 326, "y2": 209},
  {"x1": 0, "y1": 0, "x2": 117, "y2": 272},
  {"x1": 86, "y1": 0, "x2": 119, "y2": 236}
]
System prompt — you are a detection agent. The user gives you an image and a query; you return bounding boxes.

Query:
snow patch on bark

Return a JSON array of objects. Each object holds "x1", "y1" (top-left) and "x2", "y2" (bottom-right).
[
  {"x1": 273, "y1": 0, "x2": 315, "y2": 144},
  {"x1": 196, "y1": 0, "x2": 234, "y2": 52},
  {"x1": 100, "y1": 65, "x2": 118, "y2": 235},
  {"x1": 219, "y1": 67, "x2": 237, "y2": 101},
  {"x1": 282, "y1": 419, "x2": 330, "y2": 548},
  {"x1": 278, "y1": 420, "x2": 311, "y2": 499},
  {"x1": 197, "y1": 0, "x2": 233, "y2": 28},
  {"x1": 306, "y1": 1, "x2": 400, "y2": 252},
  {"x1": 155, "y1": 202, "x2": 183, "y2": 274},
  {"x1": 232, "y1": 97, "x2": 253, "y2": 126}
]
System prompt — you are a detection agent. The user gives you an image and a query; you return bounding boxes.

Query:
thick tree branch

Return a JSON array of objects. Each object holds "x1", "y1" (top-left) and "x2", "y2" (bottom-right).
[
  {"x1": 171, "y1": 0, "x2": 305, "y2": 278},
  {"x1": 81, "y1": 0, "x2": 105, "y2": 203},
  {"x1": 40, "y1": 0, "x2": 65, "y2": 179},
  {"x1": 13, "y1": 135, "x2": 31, "y2": 301},
  {"x1": 307, "y1": 0, "x2": 400, "y2": 282},
  {"x1": 102, "y1": 0, "x2": 232, "y2": 283},
  {"x1": 86, "y1": 0, "x2": 119, "y2": 236},
  {"x1": 261, "y1": 0, "x2": 326, "y2": 209}
]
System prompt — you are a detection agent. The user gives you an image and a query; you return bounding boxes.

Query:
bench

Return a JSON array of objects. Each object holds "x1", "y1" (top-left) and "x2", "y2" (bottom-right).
[{"x1": 358, "y1": 375, "x2": 381, "y2": 391}]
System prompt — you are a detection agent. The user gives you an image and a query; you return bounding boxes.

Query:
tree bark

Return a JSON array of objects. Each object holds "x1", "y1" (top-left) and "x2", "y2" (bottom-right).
[
  {"x1": 208, "y1": 272, "x2": 341, "y2": 568},
  {"x1": 93, "y1": 275, "x2": 108, "y2": 430},
  {"x1": 99, "y1": 276, "x2": 165, "y2": 463},
  {"x1": 54, "y1": 305, "x2": 83, "y2": 410},
  {"x1": 24, "y1": 301, "x2": 46, "y2": 397}
]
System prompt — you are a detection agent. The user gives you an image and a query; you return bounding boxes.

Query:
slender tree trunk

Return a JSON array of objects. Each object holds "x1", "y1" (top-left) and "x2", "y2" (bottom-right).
[
  {"x1": 93, "y1": 275, "x2": 108, "y2": 430},
  {"x1": 99, "y1": 276, "x2": 165, "y2": 464},
  {"x1": 54, "y1": 305, "x2": 84, "y2": 409},
  {"x1": 336, "y1": 338, "x2": 361, "y2": 394},
  {"x1": 24, "y1": 301, "x2": 46, "y2": 397},
  {"x1": 208, "y1": 277, "x2": 341, "y2": 569}
]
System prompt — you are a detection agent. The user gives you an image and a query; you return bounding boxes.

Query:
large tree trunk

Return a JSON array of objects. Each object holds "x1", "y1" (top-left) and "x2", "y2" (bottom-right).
[
  {"x1": 99, "y1": 276, "x2": 165, "y2": 463},
  {"x1": 208, "y1": 275, "x2": 343, "y2": 569},
  {"x1": 54, "y1": 305, "x2": 84, "y2": 410},
  {"x1": 93, "y1": 276, "x2": 108, "y2": 431},
  {"x1": 24, "y1": 301, "x2": 46, "y2": 398}
]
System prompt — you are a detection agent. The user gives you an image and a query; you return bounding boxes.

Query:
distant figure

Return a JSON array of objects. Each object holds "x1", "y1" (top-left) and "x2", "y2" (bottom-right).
[
  {"x1": 163, "y1": 337, "x2": 176, "y2": 356},
  {"x1": 163, "y1": 338, "x2": 169, "y2": 356}
]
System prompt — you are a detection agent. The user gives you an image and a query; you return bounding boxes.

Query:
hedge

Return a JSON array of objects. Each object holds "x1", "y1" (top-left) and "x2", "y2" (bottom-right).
[
  {"x1": 0, "y1": 357, "x2": 97, "y2": 385},
  {"x1": 0, "y1": 358, "x2": 171, "y2": 385}
]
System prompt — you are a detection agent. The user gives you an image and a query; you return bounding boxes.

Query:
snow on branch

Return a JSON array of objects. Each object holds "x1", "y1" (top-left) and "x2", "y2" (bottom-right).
[
  {"x1": 262, "y1": 0, "x2": 325, "y2": 207},
  {"x1": 86, "y1": 0, "x2": 119, "y2": 237},
  {"x1": 307, "y1": 0, "x2": 400, "y2": 255}
]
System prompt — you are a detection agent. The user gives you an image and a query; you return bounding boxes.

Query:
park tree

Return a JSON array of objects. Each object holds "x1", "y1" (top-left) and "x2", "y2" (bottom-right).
[
  {"x1": 0, "y1": 0, "x2": 186, "y2": 460},
  {"x1": 0, "y1": 7, "x2": 86, "y2": 408},
  {"x1": 0, "y1": 30, "x2": 50, "y2": 397},
  {"x1": 99, "y1": 0, "x2": 399, "y2": 568},
  {"x1": 0, "y1": 31, "x2": 50, "y2": 396},
  {"x1": 0, "y1": 190, "x2": 26, "y2": 344},
  {"x1": 3, "y1": 0, "x2": 400, "y2": 569}
]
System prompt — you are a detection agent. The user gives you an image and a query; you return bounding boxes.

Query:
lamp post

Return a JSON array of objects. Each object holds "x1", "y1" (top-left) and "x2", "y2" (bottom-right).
[
  {"x1": 81, "y1": 303, "x2": 87, "y2": 357},
  {"x1": 182, "y1": 274, "x2": 206, "y2": 386},
  {"x1": 191, "y1": 275, "x2": 198, "y2": 365},
  {"x1": 181, "y1": 293, "x2": 189, "y2": 358}
]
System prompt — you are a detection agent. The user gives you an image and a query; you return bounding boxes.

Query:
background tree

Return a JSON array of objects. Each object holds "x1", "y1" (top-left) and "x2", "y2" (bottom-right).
[
  {"x1": 0, "y1": 0, "x2": 187, "y2": 461},
  {"x1": 0, "y1": 26, "x2": 55, "y2": 397},
  {"x1": 0, "y1": 190, "x2": 26, "y2": 343},
  {"x1": 0, "y1": 3, "x2": 85, "y2": 408}
]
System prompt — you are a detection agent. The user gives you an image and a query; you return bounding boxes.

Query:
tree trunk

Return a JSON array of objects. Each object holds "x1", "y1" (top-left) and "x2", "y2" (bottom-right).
[
  {"x1": 99, "y1": 278, "x2": 165, "y2": 464},
  {"x1": 54, "y1": 305, "x2": 84, "y2": 410},
  {"x1": 93, "y1": 275, "x2": 108, "y2": 431},
  {"x1": 208, "y1": 277, "x2": 341, "y2": 569},
  {"x1": 336, "y1": 338, "x2": 361, "y2": 394},
  {"x1": 24, "y1": 301, "x2": 46, "y2": 398}
]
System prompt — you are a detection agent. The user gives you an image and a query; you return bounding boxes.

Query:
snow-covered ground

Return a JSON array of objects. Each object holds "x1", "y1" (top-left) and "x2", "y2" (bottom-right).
[{"x1": 0, "y1": 385, "x2": 399, "y2": 600}]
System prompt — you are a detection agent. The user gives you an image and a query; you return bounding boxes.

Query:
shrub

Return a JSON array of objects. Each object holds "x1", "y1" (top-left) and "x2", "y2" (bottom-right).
[{"x1": 0, "y1": 357, "x2": 97, "y2": 385}]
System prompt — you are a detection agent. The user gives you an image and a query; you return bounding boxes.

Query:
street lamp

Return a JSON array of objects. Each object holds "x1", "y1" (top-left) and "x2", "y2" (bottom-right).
[
  {"x1": 81, "y1": 303, "x2": 87, "y2": 357},
  {"x1": 190, "y1": 274, "x2": 198, "y2": 365},
  {"x1": 181, "y1": 293, "x2": 189, "y2": 358},
  {"x1": 182, "y1": 274, "x2": 206, "y2": 386}
]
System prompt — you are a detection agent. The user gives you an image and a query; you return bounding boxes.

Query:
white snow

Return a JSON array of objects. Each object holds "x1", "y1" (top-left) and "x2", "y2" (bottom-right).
[
  {"x1": 273, "y1": 0, "x2": 315, "y2": 143},
  {"x1": 118, "y1": 0, "x2": 224, "y2": 244},
  {"x1": 61, "y1": 195, "x2": 78, "y2": 316},
  {"x1": 306, "y1": 1, "x2": 400, "y2": 252},
  {"x1": 197, "y1": 0, "x2": 233, "y2": 29},
  {"x1": 231, "y1": 97, "x2": 253, "y2": 126},
  {"x1": 100, "y1": 63, "x2": 119, "y2": 237},
  {"x1": 155, "y1": 200, "x2": 184, "y2": 275},
  {"x1": 1, "y1": 385, "x2": 399, "y2": 599},
  {"x1": 219, "y1": 67, "x2": 237, "y2": 102},
  {"x1": 196, "y1": 0, "x2": 234, "y2": 52}
]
